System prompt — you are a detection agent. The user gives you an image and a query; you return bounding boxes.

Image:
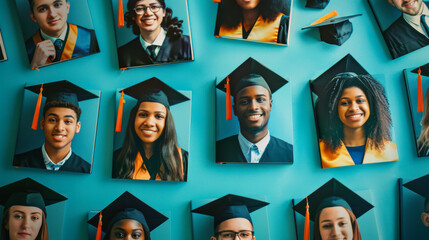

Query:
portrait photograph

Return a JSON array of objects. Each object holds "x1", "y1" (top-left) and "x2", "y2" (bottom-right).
[
  {"x1": 310, "y1": 54, "x2": 398, "y2": 169},
  {"x1": 13, "y1": 81, "x2": 101, "y2": 174},
  {"x1": 367, "y1": 0, "x2": 429, "y2": 59},
  {"x1": 403, "y1": 63, "x2": 429, "y2": 157},
  {"x1": 292, "y1": 178, "x2": 380, "y2": 240},
  {"x1": 111, "y1": 0, "x2": 194, "y2": 69},
  {"x1": 0, "y1": 29, "x2": 7, "y2": 62},
  {"x1": 14, "y1": 0, "x2": 100, "y2": 69},
  {"x1": 214, "y1": 0, "x2": 292, "y2": 46},
  {"x1": 215, "y1": 57, "x2": 294, "y2": 164},
  {"x1": 191, "y1": 194, "x2": 270, "y2": 240},
  {"x1": 112, "y1": 78, "x2": 191, "y2": 181}
]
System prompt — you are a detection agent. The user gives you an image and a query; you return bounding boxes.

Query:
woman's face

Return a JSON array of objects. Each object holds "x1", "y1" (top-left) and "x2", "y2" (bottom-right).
[
  {"x1": 318, "y1": 207, "x2": 353, "y2": 240},
  {"x1": 235, "y1": 0, "x2": 261, "y2": 10},
  {"x1": 337, "y1": 87, "x2": 370, "y2": 131},
  {"x1": 134, "y1": 101, "x2": 167, "y2": 144},
  {"x1": 109, "y1": 219, "x2": 145, "y2": 240},
  {"x1": 134, "y1": 0, "x2": 165, "y2": 34},
  {"x1": 6, "y1": 206, "x2": 43, "y2": 240}
]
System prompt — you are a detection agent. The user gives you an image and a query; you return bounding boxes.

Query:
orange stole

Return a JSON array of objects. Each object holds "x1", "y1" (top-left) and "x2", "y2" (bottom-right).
[
  {"x1": 133, "y1": 147, "x2": 184, "y2": 180},
  {"x1": 32, "y1": 23, "x2": 78, "y2": 65},
  {"x1": 319, "y1": 139, "x2": 398, "y2": 169},
  {"x1": 218, "y1": 13, "x2": 283, "y2": 42}
]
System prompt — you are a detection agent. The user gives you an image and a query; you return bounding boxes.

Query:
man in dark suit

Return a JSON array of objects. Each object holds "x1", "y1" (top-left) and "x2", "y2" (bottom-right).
[
  {"x1": 216, "y1": 58, "x2": 293, "y2": 164},
  {"x1": 383, "y1": 0, "x2": 429, "y2": 58},
  {"x1": 25, "y1": 0, "x2": 99, "y2": 68}
]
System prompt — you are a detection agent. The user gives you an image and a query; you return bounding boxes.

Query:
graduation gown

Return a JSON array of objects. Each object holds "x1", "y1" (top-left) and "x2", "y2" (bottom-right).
[
  {"x1": 319, "y1": 139, "x2": 398, "y2": 168},
  {"x1": 25, "y1": 23, "x2": 99, "y2": 65},
  {"x1": 216, "y1": 135, "x2": 293, "y2": 163},
  {"x1": 13, "y1": 147, "x2": 91, "y2": 173},
  {"x1": 383, "y1": 2, "x2": 429, "y2": 59},
  {"x1": 117, "y1": 35, "x2": 192, "y2": 68}
]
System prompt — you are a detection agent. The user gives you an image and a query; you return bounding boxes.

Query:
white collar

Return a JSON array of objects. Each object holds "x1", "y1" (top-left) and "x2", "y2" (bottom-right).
[
  {"x1": 403, "y1": 3, "x2": 429, "y2": 26},
  {"x1": 139, "y1": 30, "x2": 166, "y2": 49},
  {"x1": 42, "y1": 143, "x2": 72, "y2": 168},
  {"x1": 238, "y1": 131, "x2": 271, "y2": 160},
  {"x1": 40, "y1": 24, "x2": 68, "y2": 44}
]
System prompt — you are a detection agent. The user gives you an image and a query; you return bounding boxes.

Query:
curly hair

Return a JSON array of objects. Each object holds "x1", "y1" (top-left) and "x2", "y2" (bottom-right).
[
  {"x1": 315, "y1": 73, "x2": 392, "y2": 152},
  {"x1": 43, "y1": 100, "x2": 82, "y2": 121},
  {"x1": 124, "y1": 0, "x2": 184, "y2": 39},
  {"x1": 314, "y1": 207, "x2": 362, "y2": 240},
  {"x1": 216, "y1": 0, "x2": 289, "y2": 29}
]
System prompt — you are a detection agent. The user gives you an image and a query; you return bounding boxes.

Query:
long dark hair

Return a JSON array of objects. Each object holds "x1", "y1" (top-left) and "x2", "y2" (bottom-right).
[
  {"x1": 217, "y1": 0, "x2": 289, "y2": 28},
  {"x1": 313, "y1": 207, "x2": 361, "y2": 240},
  {"x1": 115, "y1": 102, "x2": 184, "y2": 181},
  {"x1": 124, "y1": 0, "x2": 184, "y2": 39},
  {"x1": 1, "y1": 207, "x2": 48, "y2": 240},
  {"x1": 315, "y1": 73, "x2": 392, "y2": 152}
]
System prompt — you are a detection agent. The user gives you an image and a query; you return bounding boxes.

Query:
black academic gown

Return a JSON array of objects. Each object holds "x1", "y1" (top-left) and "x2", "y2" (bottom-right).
[
  {"x1": 117, "y1": 35, "x2": 192, "y2": 68},
  {"x1": 383, "y1": 2, "x2": 429, "y2": 59},
  {"x1": 216, "y1": 135, "x2": 293, "y2": 163},
  {"x1": 13, "y1": 147, "x2": 91, "y2": 173}
]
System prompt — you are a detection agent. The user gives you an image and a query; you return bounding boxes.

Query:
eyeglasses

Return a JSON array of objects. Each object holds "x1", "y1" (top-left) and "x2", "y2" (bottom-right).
[
  {"x1": 216, "y1": 230, "x2": 254, "y2": 240},
  {"x1": 134, "y1": 5, "x2": 163, "y2": 15}
]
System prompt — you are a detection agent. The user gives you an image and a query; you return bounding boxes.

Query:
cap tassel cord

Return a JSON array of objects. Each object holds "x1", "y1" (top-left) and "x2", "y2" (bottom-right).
[
  {"x1": 310, "y1": 10, "x2": 338, "y2": 26},
  {"x1": 118, "y1": 0, "x2": 124, "y2": 28},
  {"x1": 31, "y1": 84, "x2": 43, "y2": 130},
  {"x1": 418, "y1": 67, "x2": 424, "y2": 113},
  {"x1": 303, "y1": 197, "x2": 310, "y2": 240},
  {"x1": 95, "y1": 211, "x2": 102, "y2": 240},
  {"x1": 115, "y1": 90, "x2": 125, "y2": 132},
  {"x1": 225, "y1": 76, "x2": 232, "y2": 120}
]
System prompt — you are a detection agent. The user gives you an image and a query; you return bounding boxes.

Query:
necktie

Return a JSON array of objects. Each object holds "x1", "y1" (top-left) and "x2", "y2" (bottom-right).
[
  {"x1": 421, "y1": 14, "x2": 429, "y2": 38},
  {"x1": 250, "y1": 144, "x2": 260, "y2": 163},
  {"x1": 46, "y1": 161, "x2": 62, "y2": 171},
  {"x1": 53, "y1": 39, "x2": 63, "y2": 62},
  {"x1": 147, "y1": 45, "x2": 158, "y2": 61}
]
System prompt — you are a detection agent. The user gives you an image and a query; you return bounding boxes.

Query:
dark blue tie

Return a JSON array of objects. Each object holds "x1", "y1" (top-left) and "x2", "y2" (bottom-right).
[
  {"x1": 53, "y1": 39, "x2": 63, "y2": 62},
  {"x1": 421, "y1": 15, "x2": 429, "y2": 37},
  {"x1": 147, "y1": 45, "x2": 157, "y2": 61}
]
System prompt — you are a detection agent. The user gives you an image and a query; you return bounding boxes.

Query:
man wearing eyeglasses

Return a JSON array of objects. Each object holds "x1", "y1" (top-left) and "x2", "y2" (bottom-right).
[
  {"x1": 117, "y1": 0, "x2": 192, "y2": 68},
  {"x1": 25, "y1": 0, "x2": 99, "y2": 68}
]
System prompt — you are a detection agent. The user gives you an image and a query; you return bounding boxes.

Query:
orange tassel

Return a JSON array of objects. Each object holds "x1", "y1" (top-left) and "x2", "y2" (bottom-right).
[
  {"x1": 303, "y1": 197, "x2": 310, "y2": 240},
  {"x1": 95, "y1": 211, "x2": 102, "y2": 240},
  {"x1": 225, "y1": 76, "x2": 232, "y2": 120},
  {"x1": 310, "y1": 10, "x2": 338, "y2": 26},
  {"x1": 213, "y1": 0, "x2": 221, "y2": 2},
  {"x1": 118, "y1": 0, "x2": 124, "y2": 28},
  {"x1": 418, "y1": 67, "x2": 424, "y2": 113},
  {"x1": 115, "y1": 90, "x2": 125, "y2": 132},
  {"x1": 31, "y1": 84, "x2": 43, "y2": 130}
]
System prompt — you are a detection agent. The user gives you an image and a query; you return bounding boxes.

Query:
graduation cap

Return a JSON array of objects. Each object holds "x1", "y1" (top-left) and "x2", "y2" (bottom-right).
[
  {"x1": 115, "y1": 77, "x2": 190, "y2": 132},
  {"x1": 302, "y1": 13, "x2": 362, "y2": 46},
  {"x1": 310, "y1": 54, "x2": 369, "y2": 96},
  {"x1": 306, "y1": 0, "x2": 330, "y2": 9},
  {"x1": 191, "y1": 194, "x2": 269, "y2": 229},
  {"x1": 88, "y1": 191, "x2": 168, "y2": 240},
  {"x1": 411, "y1": 63, "x2": 429, "y2": 113},
  {"x1": 0, "y1": 177, "x2": 67, "y2": 215},
  {"x1": 25, "y1": 80, "x2": 99, "y2": 130},
  {"x1": 215, "y1": 57, "x2": 288, "y2": 120},
  {"x1": 403, "y1": 174, "x2": 429, "y2": 202}
]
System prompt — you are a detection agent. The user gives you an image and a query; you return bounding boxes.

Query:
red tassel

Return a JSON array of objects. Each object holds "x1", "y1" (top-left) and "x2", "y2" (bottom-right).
[
  {"x1": 31, "y1": 84, "x2": 43, "y2": 130},
  {"x1": 225, "y1": 76, "x2": 232, "y2": 120},
  {"x1": 213, "y1": 0, "x2": 221, "y2": 2},
  {"x1": 115, "y1": 90, "x2": 125, "y2": 132},
  {"x1": 118, "y1": 0, "x2": 124, "y2": 28},
  {"x1": 303, "y1": 197, "x2": 310, "y2": 240},
  {"x1": 418, "y1": 67, "x2": 424, "y2": 113},
  {"x1": 95, "y1": 211, "x2": 102, "y2": 240}
]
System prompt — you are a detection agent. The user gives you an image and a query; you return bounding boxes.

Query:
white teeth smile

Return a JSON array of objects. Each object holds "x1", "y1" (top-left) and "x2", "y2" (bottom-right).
[
  {"x1": 143, "y1": 130, "x2": 156, "y2": 134},
  {"x1": 249, "y1": 114, "x2": 262, "y2": 120},
  {"x1": 348, "y1": 114, "x2": 362, "y2": 118}
]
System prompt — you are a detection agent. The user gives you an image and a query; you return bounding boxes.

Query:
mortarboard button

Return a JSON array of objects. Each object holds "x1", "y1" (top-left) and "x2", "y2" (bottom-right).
[
  {"x1": 403, "y1": 174, "x2": 429, "y2": 201},
  {"x1": 412, "y1": 63, "x2": 429, "y2": 77},
  {"x1": 306, "y1": 0, "x2": 330, "y2": 9},
  {"x1": 411, "y1": 64, "x2": 429, "y2": 112}
]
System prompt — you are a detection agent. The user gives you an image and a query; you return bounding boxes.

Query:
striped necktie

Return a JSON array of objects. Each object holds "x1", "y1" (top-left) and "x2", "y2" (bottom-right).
[{"x1": 147, "y1": 45, "x2": 158, "y2": 61}]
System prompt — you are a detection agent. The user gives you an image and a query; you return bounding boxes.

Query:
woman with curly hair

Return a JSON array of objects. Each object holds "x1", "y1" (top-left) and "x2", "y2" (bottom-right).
[
  {"x1": 315, "y1": 72, "x2": 398, "y2": 168},
  {"x1": 215, "y1": 0, "x2": 290, "y2": 44},
  {"x1": 117, "y1": 0, "x2": 192, "y2": 68}
]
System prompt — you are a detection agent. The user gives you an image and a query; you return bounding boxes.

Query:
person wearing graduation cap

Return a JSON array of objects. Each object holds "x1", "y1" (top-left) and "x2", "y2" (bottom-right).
[
  {"x1": 117, "y1": 0, "x2": 192, "y2": 68},
  {"x1": 0, "y1": 177, "x2": 67, "y2": 240},
  {"x1": 88, "y1": 191, "x2": 168, "y2": 240},
  {"x1": 312, "y1": 54, "x2": 398, "y2": 168},
  {"x1": 411, "y1": 64, "x2": 429, "y2": 156},
  {"x1": 403, "y1": 174, "x2": 429, "y2": 227},
  {"x1": 112, "y1": 77, "x2": 189, "y2": 181},
  {"x1": 13, "y1": 80, "x2": 99, "y2": 173},
  {"x1": 216, "y1": 57, "x2": 293, "y2": 163},
  {"x1": 294, "y1": 178, "x2": 374, "y2": 240},
  {"x1": 25, "y1": 0, "x2": 99, "y2": 68},
  {"x1": 215, "y1": 0, "x2": 290, "y2": 44},
  {"x1": 383, "y1": 0, "x2": 429, "y2": 58},
  {"x1": 192, "y1": 194, "x2": 269, "y2": 240}
]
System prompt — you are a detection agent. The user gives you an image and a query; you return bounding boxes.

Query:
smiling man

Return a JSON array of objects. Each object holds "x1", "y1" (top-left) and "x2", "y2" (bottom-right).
[
  {"x1": 383, "y1": 0, "x2": 429, "y2": 58},
  {"x1": 25, "y1": 0, "x2": 99, "y2": 68},
  {"x1": 13, "y1": 81, "x2": 99, "y2": 173}
]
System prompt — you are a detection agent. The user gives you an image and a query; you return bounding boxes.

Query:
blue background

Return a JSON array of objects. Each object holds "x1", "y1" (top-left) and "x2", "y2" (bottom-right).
[{"x1": 0, "y1": 0, "x2": 429, "y2": 239}]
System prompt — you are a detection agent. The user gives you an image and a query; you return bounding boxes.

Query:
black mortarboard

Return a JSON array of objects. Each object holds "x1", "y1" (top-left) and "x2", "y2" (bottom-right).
[
  {"x1": 191, "y1": 194, "x2": 269, "y2": 228},
  {"x1": 302, "y1": 14, "x2": 362, "y2": 46},
  {"x1": 0, "y1": 177, "x2": 67, "y2": 215},
  {"x1": 411, "y1": 63, "x2": 429, "y2": 77},
  {"x1": 306, "y1": 0, "x2": 329, "y2": 9},
  {"x1": 88, "y1": 191, "x2": 168, "y2": 235},
  {"x1": 310, "y1": 54, "x2": 369, "y2": 96},
  {"x1": 403, "y1": 174, "x2": 429, "y2": 200},
  {"x1": 293, "y1": 178, "x2": 373, "y2": 221}
]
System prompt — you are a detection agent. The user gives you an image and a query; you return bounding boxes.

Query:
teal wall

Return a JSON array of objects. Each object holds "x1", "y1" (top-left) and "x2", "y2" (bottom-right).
[{"x1": 0, "y1": 0, "x2": 428, "y2": 239}]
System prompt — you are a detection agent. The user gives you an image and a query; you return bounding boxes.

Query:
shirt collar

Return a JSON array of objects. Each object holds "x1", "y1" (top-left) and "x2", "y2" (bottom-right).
[
  {"x1": 139, "y1": 30, "x2": 166, "y2": 50},
  {"x1": 40, "y1": 24, "x2": 68, "y2": 44},
  {"x1": 42, "y1": 143, "x2": 72, "y2": 169},
  {"x1": 238, "y1": 131, "x2": 271, "y2": 158},
  {"x1": 403, "y1": 3, "x2": 429, "y2": 26}
]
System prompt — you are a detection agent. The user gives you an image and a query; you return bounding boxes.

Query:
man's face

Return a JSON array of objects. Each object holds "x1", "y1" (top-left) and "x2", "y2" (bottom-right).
[
  {"x1": 30, "y1": 0, "x2": 70, "y2": 37},
  {"x1": 210, "y1": 218, "x2": 255, "y2": 240},
  {"x1": 388, "y1": 0, "x2": 424, "y2": 16},
  {"x1": 41, "y1": 107, "x2": 80, "y2": 152},
  {"x1": 233, "y1": 85, "x2": 272, "y2": 135}
]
